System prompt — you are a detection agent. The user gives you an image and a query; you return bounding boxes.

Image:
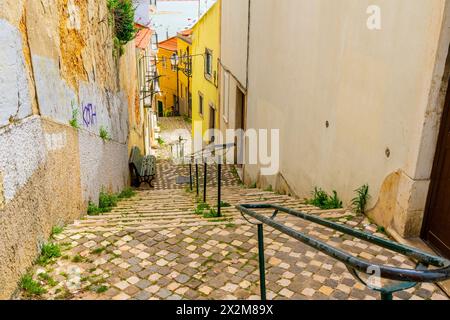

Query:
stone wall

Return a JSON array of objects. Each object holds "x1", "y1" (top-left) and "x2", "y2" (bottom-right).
[{"x1": 0, "y1": 0, "x2": 135, "y2": 298}]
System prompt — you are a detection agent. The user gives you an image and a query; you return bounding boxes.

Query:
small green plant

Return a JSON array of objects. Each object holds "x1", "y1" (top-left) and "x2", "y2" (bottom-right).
[
  {"x1": 37, "y1": 243, "x2": 62, "y2": 266},
  {"x1": 306, "y1": 187, "x2": 343, "y2": 210},
  {"x1": 264, "y1": 185, "x2": 273, "y2": 192},
  {"x1": 194, "y1": 202, "x2": 210, "y2": 215},
  {"x1": 96, "y1": 285, "x2": 109, "y2": 294},
  {"x1": 220, "y1": 201, "x2": 232, "y2": 208},
  {"x1": 51, "y1": 226, "x2": 63, "y2": 237},
  {"x1": 327, "y1": 191, "x2": 343, "y2": 210},
  {"x1": 157, "y1": 137, "x2": 165, "y2": 146},
  {"x1": 69, "y1": 108, "x2": 80, "y2": 129},
  {"x1": 72, "y1": 255, "x2": 84, "y2": 263},
  {"x1": 249, "y1": 182, "x2": 257, "y2": 189},
  {"x1": 91, "y1": 247, "x2": 107, "y2": 255},
  {"x1": 183, "y1": 116, "x2": 192, "y2": 124},
  {"x1": 20, "y1": 274, "x2": 47, "y2": 297},
  {"x1": 99, "y1": 126, "x2": 111, "y2": 141},
  {"x1": 203, "y1": 208, "x2": 219, "y2": 219},
  {"x1": 87, "y1": 202, "x2": 103, "y2": 216},
  {"x1": 38, "y1": 273, "x2": 58, "y2": 287},
  {"x1": 377, "y1": 225, "x2": 387, "y2": 235},
  {"x1": 352, "y1": 184, "x2": 370, "y2": 214},
  {"x1": 99, "y1": 191, "x2": 118, "y2": 209},
  {"x1": 118, "y1": 187, "x2": 136, "y2": 199}
]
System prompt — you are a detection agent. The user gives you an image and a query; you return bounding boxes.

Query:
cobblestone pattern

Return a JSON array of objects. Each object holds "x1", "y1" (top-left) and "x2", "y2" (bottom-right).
[{"x1": 16, "y1": 187, "x2": 449, "y2": 300}]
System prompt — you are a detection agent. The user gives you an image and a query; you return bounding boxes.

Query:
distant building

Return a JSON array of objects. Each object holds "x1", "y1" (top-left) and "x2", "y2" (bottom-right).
[
  {"x1": 177, "y1": 29, "x2": 193, "y2": 118},
  {"x1": 191, "y1": 0, "x2": 221, "y2": 144},
  {"x1": 157, "y1": 37, "x2": 179, "y2": 117}
]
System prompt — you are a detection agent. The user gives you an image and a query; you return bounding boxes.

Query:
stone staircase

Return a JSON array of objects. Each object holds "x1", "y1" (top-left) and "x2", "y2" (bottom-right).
[{"x1": 66, "y1": 185, "x2": 352, "y2": 235}]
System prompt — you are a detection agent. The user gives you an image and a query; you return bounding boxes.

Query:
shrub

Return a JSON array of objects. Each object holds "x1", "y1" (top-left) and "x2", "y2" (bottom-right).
[{"x1": 108, "y1": 0, "x2": 137, "y2": 57}]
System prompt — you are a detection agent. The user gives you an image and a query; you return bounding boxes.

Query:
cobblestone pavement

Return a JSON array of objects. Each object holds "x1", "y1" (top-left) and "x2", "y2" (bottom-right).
[
  {"x1": 16, "y1": 165, "x2": 449, "y2": 300},
  {"x1": 15, "y1": 118, "x2": 449, "y2": 300}
]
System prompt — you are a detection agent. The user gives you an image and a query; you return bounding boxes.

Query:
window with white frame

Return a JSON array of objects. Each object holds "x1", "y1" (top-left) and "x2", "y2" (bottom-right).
[{"x1": 205, "y1": 48, "x2": 213, "y2": 78}]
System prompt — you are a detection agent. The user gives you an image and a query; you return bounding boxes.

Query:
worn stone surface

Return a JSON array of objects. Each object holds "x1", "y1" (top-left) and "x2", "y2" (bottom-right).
[{"x1": 14, "y1": 157, "x2": 449, "y2": 301}]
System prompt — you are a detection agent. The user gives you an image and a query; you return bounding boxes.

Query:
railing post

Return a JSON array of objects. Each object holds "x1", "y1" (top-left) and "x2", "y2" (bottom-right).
[
  {"x1": 257, "y1": 224, "x2": 267, "y2": 301},
  {"x1": 195, "y1": 161, "x2": 199, "y2": 197},
  {"x1": 189, "y1": 163, "x2": 193, "y2": 191},
  {"x1": 217, "y1": 162, "x2": 222, "y2": 217},
  {"x1": 203, "y1": 161, "x2": 207, "y2": 203},
  {"x1": 381, "y1": 292, "x2": 393, "y2": 301}
]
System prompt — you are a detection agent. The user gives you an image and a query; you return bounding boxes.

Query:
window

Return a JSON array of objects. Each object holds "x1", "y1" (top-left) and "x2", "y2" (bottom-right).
[
  {"x1": 199, "y1": 92, "x2": 204, "y2": 116},
  {"x1": 205, "y1": 48, "x2": 213, "y2": 78},
  {"x1": 162, "y1": 57, "x2": 167, "y2": 69}
]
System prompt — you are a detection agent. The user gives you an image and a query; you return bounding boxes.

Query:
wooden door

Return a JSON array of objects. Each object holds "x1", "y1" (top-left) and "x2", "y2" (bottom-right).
[{"x1": 422, "y1": 86, "x2": 450, "y2": 258}]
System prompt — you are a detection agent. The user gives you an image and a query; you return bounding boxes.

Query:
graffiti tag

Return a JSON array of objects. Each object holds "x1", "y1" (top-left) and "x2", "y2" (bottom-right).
[{"x1": 82, "y1": 103, "x2": 97, "y2": 127}]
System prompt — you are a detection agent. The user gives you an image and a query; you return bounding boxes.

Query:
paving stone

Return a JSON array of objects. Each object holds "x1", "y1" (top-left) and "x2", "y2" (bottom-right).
[{"x1": 19, "y1": 144, "x2": 448, "y2": 301}]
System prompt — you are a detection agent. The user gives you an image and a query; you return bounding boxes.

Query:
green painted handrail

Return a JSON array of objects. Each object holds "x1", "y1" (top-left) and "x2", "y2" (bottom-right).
[{"x1": 237, "y1": 203, "x2": 450, "y2": 300}]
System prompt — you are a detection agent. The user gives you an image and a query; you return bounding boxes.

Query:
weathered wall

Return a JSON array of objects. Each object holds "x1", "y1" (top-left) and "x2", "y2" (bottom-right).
[
  {"x1": 219, "y1": 0, "x2": 249, "y2": 137},
  {"x1": 243, "y1": 0, "x2": 450, "y2": 238},
  {"x1": 0, "y1": 0, "x2": 135, "y2": 298}
]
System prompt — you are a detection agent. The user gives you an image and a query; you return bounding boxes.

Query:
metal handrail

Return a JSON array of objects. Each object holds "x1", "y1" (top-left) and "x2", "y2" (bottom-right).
[
  {"x1": 173, "y1": 142, "x2": 236, "y2": 217},
  {"x1": 237, "y1": 203, "x2": 450, "y2": 300}
]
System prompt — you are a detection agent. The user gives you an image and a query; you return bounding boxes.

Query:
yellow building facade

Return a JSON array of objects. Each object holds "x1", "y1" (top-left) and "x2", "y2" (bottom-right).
[
  {"x1": 156, "y1": 37, "x2": 179, "y2": 117},
  {"x1": 177, "y1": 30, "x2": 193, "y2": 118},
  {"x1": 191, "y1": 0, "x2": 221, "y2": 144}
]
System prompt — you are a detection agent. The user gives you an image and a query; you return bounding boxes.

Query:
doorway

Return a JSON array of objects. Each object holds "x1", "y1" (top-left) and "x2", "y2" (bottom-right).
[
  {"x1": 157, "y1": 101, "x2": 164, "y2": 117},
  {"x1": 235, "y1": 87, "x2": 246, "y2": 167},
  {"x1": 209, "y1": 104, "x2": 216, "y2": 143},
  {"x1": 422, "y1": 81, "x2": 450, "y2": 258}
]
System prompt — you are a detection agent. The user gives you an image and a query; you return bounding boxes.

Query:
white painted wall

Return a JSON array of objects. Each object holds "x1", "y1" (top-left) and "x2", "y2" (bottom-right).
[
  {"x1": 0, "y1": 19, "x2": 33, "y2": 127},
  {"x1": 0, "y1": 117, "x2": 46, "y2": 203},
  {"x1": 242, "y1": 0, "x2": 449, "y2": 236},
  {"x1": 78, "y1": 130, "x2": 129, "y2": 203},
  {"x1": 220, "y1": 0, "x2": 249, "y2": 87}
]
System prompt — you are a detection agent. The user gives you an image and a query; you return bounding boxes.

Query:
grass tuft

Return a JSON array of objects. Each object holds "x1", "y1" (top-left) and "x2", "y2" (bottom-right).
[
  {"x1": 37, "y1": 243, "x2": 61, "y2": 266},
  {"x1": 99, "y1": 126, "x2": 111, "y2": 141},
  {"x1": 51, "y1": 226, "x2": 64, "y2": 237},
  {"x1": 352, "y1": 184, "x2": 370, "y2": 214},
  {"x1": 20, "y1": 274, "x2": 47, "y2": 297},
  {"x1": 306, "y1": 187, "x2": 343, "y2": 210},
  {"x1": 118, "y1": 187, "x2": 136, "y2": 199}
]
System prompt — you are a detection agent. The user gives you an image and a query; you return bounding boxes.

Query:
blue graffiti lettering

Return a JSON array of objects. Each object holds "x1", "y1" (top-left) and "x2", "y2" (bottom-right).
[{"x1": 82, "y1": 103, "x2": 97, "y2": 127}]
